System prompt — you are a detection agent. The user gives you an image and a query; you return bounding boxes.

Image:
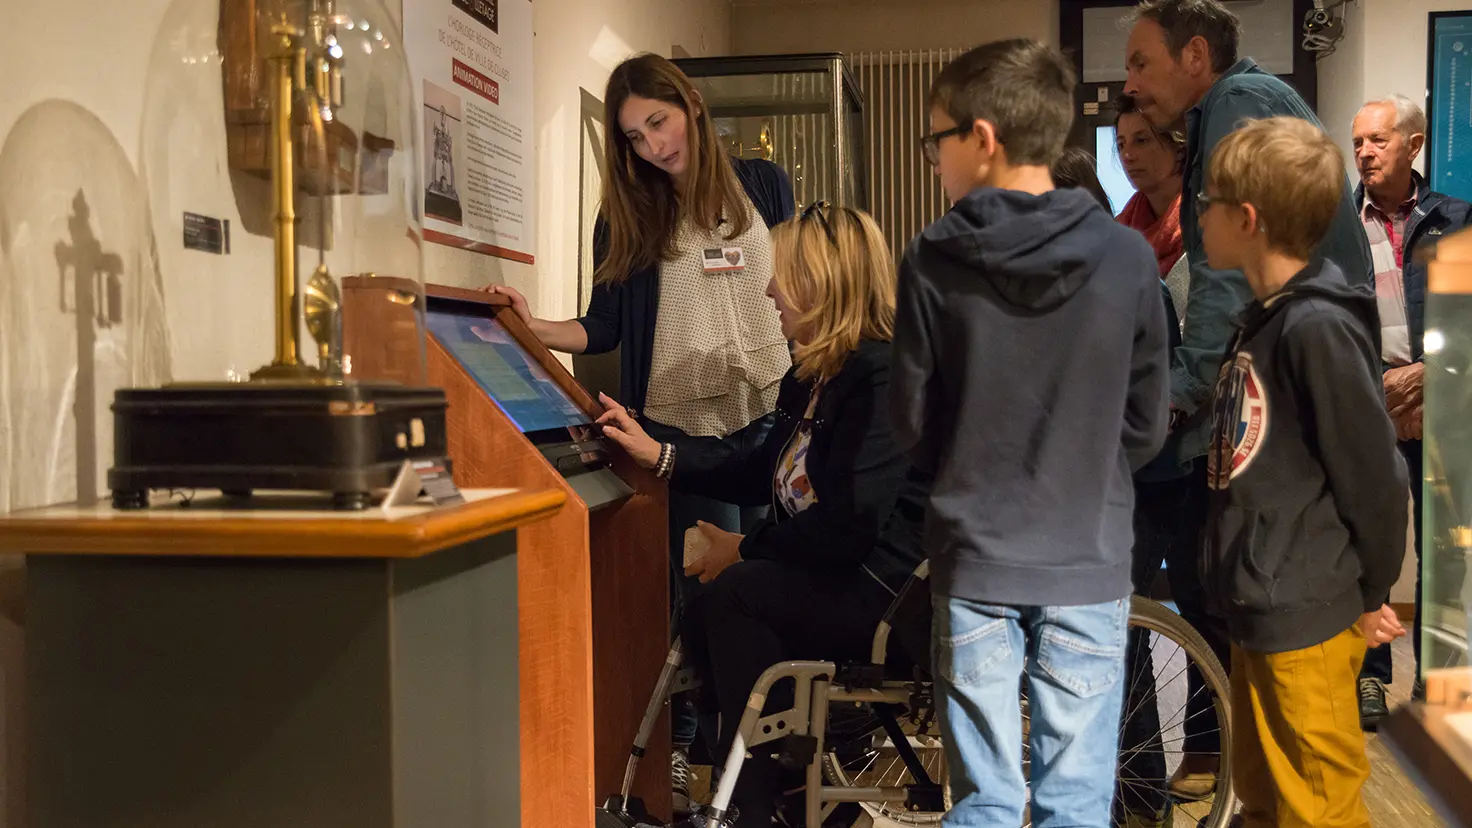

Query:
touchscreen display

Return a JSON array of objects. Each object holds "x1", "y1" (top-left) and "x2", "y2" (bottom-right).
[{"x1": 426, "y1": 307, "x2": 592, "y2": 434}]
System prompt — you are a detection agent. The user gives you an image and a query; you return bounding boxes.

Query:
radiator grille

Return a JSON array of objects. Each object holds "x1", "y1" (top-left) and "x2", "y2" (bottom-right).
[{"x1": 850, "y1": 48, "x2": 963, "y2": 261}]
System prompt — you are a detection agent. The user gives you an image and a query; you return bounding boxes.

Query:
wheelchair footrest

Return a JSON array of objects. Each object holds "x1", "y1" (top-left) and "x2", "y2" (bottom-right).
[
  {"x1": 906, "y1": 783, "x2": 946, "y2": 814},
  {"x1": 772, "y1": 734, "x2": 818, "y2": 770}
]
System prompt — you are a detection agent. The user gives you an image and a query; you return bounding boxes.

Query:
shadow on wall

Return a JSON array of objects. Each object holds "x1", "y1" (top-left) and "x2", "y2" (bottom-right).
[
  {"x1": 0, "y1": 96, "x2": 174, "y2": 828},
  {"x1": 0, "y1": 100, "x2": 172, "y2": 515}
]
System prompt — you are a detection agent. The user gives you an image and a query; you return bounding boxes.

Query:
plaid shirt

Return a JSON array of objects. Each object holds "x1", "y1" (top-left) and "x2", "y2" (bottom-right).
[{"x1": 1361, "y1": 191, "x2": 1417, "y2": 366}]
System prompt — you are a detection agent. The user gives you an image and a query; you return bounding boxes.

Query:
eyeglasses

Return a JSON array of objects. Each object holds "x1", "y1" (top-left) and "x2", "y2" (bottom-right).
[
  {"x1": 801, "y1": 199, "x2": 839, "y2": 247},
  {"x1": 919, "y1": 124, "x2": 972, "y2": 167},
  {"x1": 1195, "y1": 191, "x2": 1230, "y2": 215}
]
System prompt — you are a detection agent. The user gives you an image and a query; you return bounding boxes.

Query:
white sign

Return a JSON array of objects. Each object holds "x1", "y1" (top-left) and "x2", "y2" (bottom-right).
[{"x1": 405, "y1": 0, "x2": 535, "y2": 263}]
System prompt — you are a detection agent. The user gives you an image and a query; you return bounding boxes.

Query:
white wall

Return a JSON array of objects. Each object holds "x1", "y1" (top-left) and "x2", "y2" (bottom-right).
[
  {"x1": 731, "y1": 0, "x2": 1058, "y2": 55},
  {"x1": 1315, "y1": 0, "x2": 1369, "y2": 172},
  {"x1": 1318, "y1": 0, "x2": 1470, "y2": 181}
]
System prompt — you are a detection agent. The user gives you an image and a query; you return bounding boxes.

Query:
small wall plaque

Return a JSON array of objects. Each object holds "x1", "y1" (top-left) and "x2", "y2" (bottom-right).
[{"x1": 183, "y1": 212, "x2": 230, "y2": 255}]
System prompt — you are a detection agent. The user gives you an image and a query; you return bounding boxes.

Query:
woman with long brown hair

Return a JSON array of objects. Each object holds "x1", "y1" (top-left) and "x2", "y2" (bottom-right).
[{"x1": 486, "y1": 53, "x2": 794, "y2": 812}]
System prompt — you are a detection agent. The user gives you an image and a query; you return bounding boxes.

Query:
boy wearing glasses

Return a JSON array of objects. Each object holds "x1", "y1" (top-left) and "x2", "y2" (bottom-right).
[
  {"x1": 1197, "y1": 117, "x2": 1407, "y2": 828},
  {"x1": 890, "y1": 38, "x2": 1170, "y2": 826}
]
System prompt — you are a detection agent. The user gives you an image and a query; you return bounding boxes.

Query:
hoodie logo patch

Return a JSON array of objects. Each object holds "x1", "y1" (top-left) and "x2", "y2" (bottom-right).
[{"x1": 1208, "y1": 351, "x2": 1269, "y2": 490}]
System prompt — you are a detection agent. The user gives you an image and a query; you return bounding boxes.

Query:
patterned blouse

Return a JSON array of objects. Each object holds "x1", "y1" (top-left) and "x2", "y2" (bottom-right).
[
  {"x1": 643, "y1": 196, "x2": 791, "y2": 438},
  {"x1": 774, "y1": 383, "x2": 823, "y2": 515}
]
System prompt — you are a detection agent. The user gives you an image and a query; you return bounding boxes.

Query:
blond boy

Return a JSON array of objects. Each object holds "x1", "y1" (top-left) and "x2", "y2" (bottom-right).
[{"x1": 1197, "y1": 116, "x2": 1409, "y2": 828}]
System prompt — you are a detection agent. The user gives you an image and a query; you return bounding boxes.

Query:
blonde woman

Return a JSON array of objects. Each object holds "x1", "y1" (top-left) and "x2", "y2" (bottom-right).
[{"x1": 598, "y1": 203, "x2": 929, "y2": 826}]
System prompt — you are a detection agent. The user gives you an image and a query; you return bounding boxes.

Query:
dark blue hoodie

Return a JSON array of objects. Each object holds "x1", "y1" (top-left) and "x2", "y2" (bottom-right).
[
  {"x1": 891, "y1": 187, "x2": 1171, "y2": 606},
  {"x1": 1203, "y1": 259, "x2": 1408, "y2": 653}
]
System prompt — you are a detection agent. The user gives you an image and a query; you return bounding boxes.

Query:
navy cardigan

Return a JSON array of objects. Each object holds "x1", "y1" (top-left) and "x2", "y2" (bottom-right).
[{"x1": 576, "y1": 157, "x2": 796, "y2": 414}]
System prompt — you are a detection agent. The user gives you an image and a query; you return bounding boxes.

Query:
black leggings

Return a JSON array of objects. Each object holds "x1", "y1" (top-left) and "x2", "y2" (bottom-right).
[{"x1": 682, "y1": 559, "x2": 893, "y2": 825}]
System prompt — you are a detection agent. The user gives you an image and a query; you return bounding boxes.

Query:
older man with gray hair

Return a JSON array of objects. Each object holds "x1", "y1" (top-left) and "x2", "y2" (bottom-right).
[{"x1": 1351, "y1": 93, "x2": 1471, "y2": 731}]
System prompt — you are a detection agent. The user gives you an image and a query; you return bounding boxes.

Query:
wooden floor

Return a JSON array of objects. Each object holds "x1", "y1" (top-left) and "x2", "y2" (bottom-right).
[
  {"x1": 686, "y1": 636, "x2": 1444, "y2": 827},
  {"x1": 1365, "y1": 634, "x2": 1444, "y2": 828}
]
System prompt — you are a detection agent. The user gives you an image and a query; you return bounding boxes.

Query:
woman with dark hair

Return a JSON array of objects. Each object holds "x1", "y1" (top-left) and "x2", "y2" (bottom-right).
[
  {"x1": 485, "y1": 53, "x2": 795, "y2": 813},
  {"x1": 1050, "y1": 146, "x2": 1113, "y2": 212},
  {"x1": 1115, "y1": 94, "x2": 1188, "y2": 317}
]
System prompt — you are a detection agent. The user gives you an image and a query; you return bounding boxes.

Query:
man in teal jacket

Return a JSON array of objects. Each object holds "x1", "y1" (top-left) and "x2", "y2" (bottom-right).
[{"x1": 1121, "y1": 0, "x2": 1373, "y2": 805}]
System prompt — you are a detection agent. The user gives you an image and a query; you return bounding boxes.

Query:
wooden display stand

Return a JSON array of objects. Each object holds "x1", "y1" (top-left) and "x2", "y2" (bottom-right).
[
  {"x1": 343, "y1": 278, "x2": 672, "y2": 828},
  {"x1": 0, "y1": 488, "x2": 567, "y2": 828}
]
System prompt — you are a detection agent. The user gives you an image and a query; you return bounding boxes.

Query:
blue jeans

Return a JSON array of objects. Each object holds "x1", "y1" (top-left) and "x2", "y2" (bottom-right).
[{"x1": 934, "y1": 596, "x2": 1129, "y2": 828}]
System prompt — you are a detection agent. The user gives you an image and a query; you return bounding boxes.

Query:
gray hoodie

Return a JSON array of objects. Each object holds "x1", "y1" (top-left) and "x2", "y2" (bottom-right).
[{"x1": 891, "y1": 186, "x2": 1170, "y2": 606}]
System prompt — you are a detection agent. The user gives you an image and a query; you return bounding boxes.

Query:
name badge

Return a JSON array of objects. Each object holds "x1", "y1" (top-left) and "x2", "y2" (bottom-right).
[{"x1": 703, "y1": 246, "x2": 745, "y2": 273}]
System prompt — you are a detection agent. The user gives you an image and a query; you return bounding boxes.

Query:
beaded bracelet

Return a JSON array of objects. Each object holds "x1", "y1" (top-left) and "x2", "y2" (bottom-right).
[{"x1": 655, "y1": 442, "x2": 676, "y2": 480}]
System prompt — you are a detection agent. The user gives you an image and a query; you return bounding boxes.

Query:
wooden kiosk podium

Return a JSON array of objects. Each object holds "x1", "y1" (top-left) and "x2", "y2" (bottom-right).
[{"x1": 345, "y1": 278, "x2": 673, "y2": 828}]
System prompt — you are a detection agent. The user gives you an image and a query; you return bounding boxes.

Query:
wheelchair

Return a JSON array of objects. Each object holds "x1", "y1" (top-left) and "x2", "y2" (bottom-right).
[{"x1": 599, "y1": 562, "x2": 1236, "y2": 828}]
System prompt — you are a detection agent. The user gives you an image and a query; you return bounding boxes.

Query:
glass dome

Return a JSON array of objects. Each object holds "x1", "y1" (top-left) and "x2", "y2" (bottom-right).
[{"x1": 141, "y1": 0, "x2": 427, "y2": 388}]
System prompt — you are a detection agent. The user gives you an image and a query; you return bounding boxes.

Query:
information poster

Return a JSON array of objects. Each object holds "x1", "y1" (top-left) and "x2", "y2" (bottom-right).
[
  {"x1": 405, "y1": 0, "x2": 535, "y2": 263},
  {"x1": 1430, "y1": 13, "x2": 1472, "y2": 204}
]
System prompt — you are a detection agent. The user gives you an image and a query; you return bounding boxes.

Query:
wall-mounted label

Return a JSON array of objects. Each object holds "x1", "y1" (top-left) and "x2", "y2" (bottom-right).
[{"x1": 183, "y1": 212, "x2": 230, "y2": 255}]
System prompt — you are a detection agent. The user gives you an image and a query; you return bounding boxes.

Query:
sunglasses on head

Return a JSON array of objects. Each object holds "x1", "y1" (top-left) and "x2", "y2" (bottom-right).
[{"x1": 801, "y1": 200, "x2": 840, "y2": 247}]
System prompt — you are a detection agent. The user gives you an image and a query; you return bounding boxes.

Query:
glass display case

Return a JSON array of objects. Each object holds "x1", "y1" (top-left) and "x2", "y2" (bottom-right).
[
  {"x1": 108, "y1": 0, "x2": 452, "y2": 509},
  {"x1": 1379, "y1": 229, "x2": 1472, "y2": 828},
  {"x1": 143, "y1": 0, "x2": 431, "y2": 386},
  {"x1": 674, "y1": 53, "x2": 867, "y2": 210},
  {"x1": 1386, "y1": 229, "x2": 1472, "y2": 825},
  {"x1": 1423, "y1": 229, "x2": 1472, "y2": 673}
]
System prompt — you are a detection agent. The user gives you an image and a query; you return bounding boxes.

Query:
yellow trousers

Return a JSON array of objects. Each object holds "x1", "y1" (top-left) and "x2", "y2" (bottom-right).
[{"x1": 1231, "y1": 627, "x2": 1372, "y2": 828}]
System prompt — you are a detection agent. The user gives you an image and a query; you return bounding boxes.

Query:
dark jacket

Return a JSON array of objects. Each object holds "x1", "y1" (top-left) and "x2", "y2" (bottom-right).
[
  {"x1": 670, "y1": 338, "x2": 929, "y2": 594},
  {"x1": 576, "y1": 157, "x2": 796, "y2": 414},
  {"x1": 1354, "y1": 170, "x2": 1472, "y2": 363},
  {"x1": 891, "y1": 187, "x2": 1171, "y2": 607},
  {"x1": 1170, "y1": 58, "x2": 1374, "y2": 467},
  {"x1": 1136, "y1": 282, "x2": 1185, "y2": 482},
  {"x1": 1203, "y1": 259, "x2": 1408, "y2": 654}
]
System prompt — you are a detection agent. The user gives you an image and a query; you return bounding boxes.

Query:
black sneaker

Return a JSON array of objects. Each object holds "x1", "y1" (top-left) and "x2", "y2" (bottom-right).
[
  {"x1": 671, "y1": 750, "x2": 694, "y2": 816},
  {"x1": 1359, "y1": 677, "x2": 1389, "y2": 731}
]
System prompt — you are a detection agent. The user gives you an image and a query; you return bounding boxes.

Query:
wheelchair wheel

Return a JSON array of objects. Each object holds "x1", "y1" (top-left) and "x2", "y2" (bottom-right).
[
  {"x1": 823, "y1": 596, "x2": 1233, "y2": 828},
  {"x1": 821, "y1": 701, "x2": 950, "y2": 826},
  {"x1": 1113, "y1": 596, "x2": 1234, "y2": 828}
]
